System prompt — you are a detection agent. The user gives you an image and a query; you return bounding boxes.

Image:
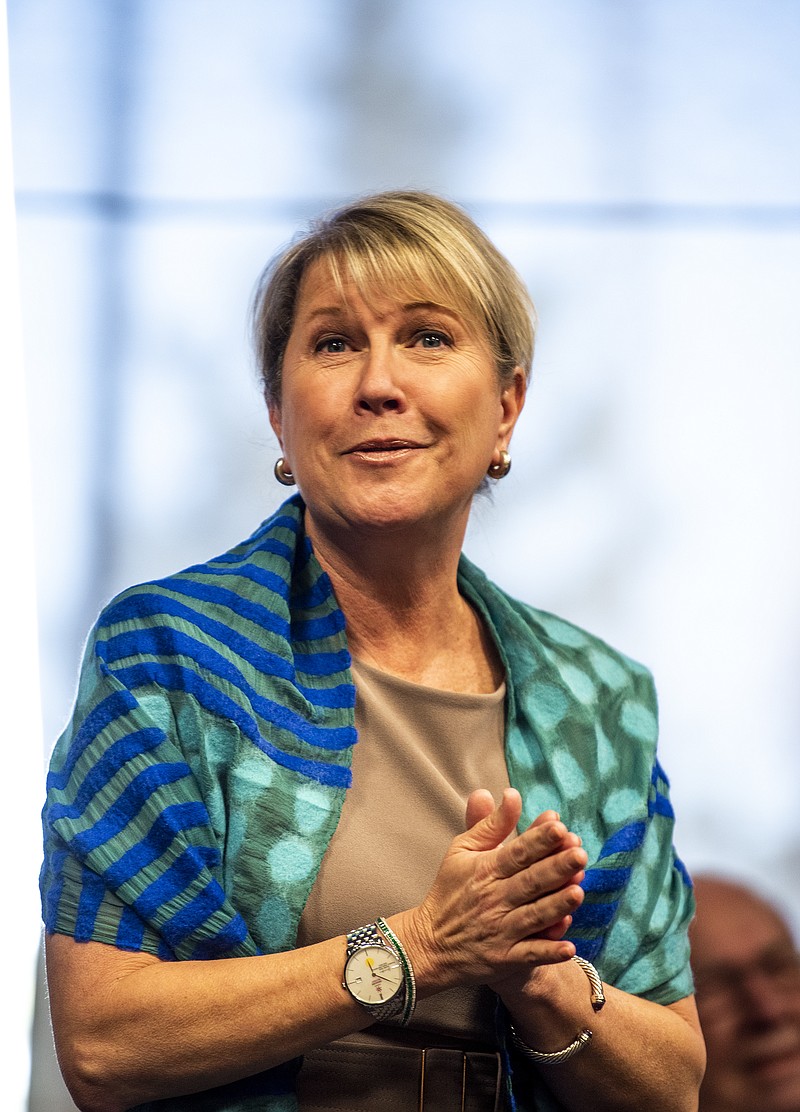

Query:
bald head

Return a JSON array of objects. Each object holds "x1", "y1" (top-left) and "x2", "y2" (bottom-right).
[
  {"x1": 691, "y1": 877, "x2": 794, "y2": 965},
  {"x1": 690, "y1": 875, "x2": 800, "y2": 1112}
]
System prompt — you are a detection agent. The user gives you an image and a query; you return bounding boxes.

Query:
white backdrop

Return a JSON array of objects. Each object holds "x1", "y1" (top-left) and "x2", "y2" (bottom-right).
[
  {"x1": 8, "y1": 1, "x2": 800, "y2": 1107},
  {"x1": 1, "y1": 2, "x2": 45, "y2": 1106}
]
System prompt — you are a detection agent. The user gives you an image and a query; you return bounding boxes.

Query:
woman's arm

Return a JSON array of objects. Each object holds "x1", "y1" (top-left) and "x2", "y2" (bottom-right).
[
  {"x1": 47, "y1": 789, "x2": 582, "y2": 1112},
  {"x1": 46, "y1": 931, "x2": 368, "y2": 1112},
  {"x1": 496, "y1": 962, "x2": 705, "y2": 1112},
  {"x1": 456, "y1": 790, "x2": 705, "y2": 1112}
]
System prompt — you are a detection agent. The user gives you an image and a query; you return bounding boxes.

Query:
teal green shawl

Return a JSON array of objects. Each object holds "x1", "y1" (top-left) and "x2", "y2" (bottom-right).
[{"x1": 41, "y1": 495, "x2": 694, "y2": 1111}]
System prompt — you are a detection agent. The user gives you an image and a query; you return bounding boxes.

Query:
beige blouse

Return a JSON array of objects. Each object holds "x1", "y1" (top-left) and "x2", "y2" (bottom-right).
[{"x1": 297, "y1": 656, "x2": 511, "y2": 1043}]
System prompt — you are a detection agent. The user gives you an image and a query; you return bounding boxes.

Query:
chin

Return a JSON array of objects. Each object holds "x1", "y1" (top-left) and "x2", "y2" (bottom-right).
[
  {"x1": 738, "y1": 1069, "x2": 800, "y2": 1112},
  {"x1": 339, "y1": 490, "x2": 466, "y2": 535}
]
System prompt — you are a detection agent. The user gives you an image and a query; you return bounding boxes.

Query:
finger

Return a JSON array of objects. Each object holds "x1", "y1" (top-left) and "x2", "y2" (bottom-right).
[
  {"x1": 504, "y1": 845, "x2": 588, "y2": 908},
  {"x1": 534, "y1": 914, "x2": 574, "y2": 942},
  {"x1": 528, "y1": 811, "x2": 583, "y2": 852},
  {"x1": 507, "y1": 882, "x2": 585, "y2": 939},
  {"x1": 516, "y1": 938, "x2": 577, "y2": 967},
  {"x1": 493, "y1": 819, "x2": 574, "y2": 880},
  {"x1": 465, "y1": 789, "x2": 495, "y2": 831},
  {"x1": 529, "y1": 809, "x2": 560, "y2": 828},
  {"x1": 458, "y1": 788, "x2": 522, "y2": 852}
]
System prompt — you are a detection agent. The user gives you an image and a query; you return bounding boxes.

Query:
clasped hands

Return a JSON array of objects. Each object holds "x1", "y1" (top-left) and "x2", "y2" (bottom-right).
[{"x1": 399, "y1": 787, "x2": 587, "y2": 996}]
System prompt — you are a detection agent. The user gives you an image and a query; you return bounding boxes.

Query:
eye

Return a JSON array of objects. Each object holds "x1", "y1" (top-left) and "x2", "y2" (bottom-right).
[
  {"x1": 414, "y1": 330, "x2": 451, "y2": 349},
  {"x1": 761, "y1": 948, "x2": 800, "y2": 981},
  {"x1": 314, "y1": 336, "x2": 348, "y2": 354}
]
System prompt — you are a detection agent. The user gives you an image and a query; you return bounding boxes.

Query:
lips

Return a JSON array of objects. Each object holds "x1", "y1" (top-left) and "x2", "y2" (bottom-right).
[
  {"x1": 345, "y1": 438, "x2": 424, "y2": 454},
  {"x1": 743, "y1": 1027, "x2": 800, "y2": 1074}
]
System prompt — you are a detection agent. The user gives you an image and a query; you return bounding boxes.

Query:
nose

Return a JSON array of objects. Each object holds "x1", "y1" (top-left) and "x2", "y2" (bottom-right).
[{"x1": 355, "y1": 344, "x2": 407, "y2": 414}]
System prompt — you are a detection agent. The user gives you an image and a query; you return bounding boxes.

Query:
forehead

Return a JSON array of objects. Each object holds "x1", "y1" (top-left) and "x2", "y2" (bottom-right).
[
  {"x1": 294, "y1": 255, "x2": 476, "y2": 327},
  {"x1": 691, "y1": 885, "x2": 793, "y2": 966}
]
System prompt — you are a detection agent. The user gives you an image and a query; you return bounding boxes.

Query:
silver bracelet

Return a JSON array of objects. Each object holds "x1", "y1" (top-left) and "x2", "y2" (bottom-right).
[
  {"x1": 509, "y1": 955, "x2": 606, "y2": 1066},
  {"x1": 510, "y1": 1024, "x2": 593, "y2": 1065},
  {"x1": 572, "y1": 955, "x2": 606, "y2": 1012}
]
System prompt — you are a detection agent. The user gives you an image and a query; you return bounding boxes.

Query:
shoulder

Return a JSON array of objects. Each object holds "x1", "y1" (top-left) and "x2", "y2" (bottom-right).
[
  {"x1": 97, "y1": 498, "x2": 306, "y2": 631},
  {"x1": 458, "y1": 554, "x2": 655, "y2": 710},
  {"x1": 89, "y1": 497, "x2": 310, "y2": 677}
]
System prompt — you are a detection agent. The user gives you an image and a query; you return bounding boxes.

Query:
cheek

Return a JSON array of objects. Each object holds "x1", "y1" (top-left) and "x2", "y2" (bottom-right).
[
  {"x1": 698, "y1": 1012, "x2": 739, "y2": 1053},
  {"x1": 463, "y1": 391, "x2": 505, "y2": 446},
  {"x1": 277, "y1": 396, "x2": 339, "y2": 471},
  {"x1": 268, "y1": 409, "x2": 284, "y2": 448}
]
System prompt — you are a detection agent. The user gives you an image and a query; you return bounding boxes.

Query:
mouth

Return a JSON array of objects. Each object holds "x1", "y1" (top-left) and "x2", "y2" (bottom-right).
[
  {"x1": 744, "y1": 1031, "x2": 800, "y2": 1077},
  {"x1": 344, "y1": 439, "x2": 425, "y2": 456}
]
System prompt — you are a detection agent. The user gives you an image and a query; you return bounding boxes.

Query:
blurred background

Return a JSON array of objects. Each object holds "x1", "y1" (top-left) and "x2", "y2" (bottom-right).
[{"x1": 6, "y1": 0, "x2": 800, "y2": 1107}]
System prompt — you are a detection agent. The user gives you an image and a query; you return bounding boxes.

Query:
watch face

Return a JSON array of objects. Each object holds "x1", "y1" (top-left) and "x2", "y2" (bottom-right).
[{"x1": 344, "y1": 945, "x2": 404, "y2": 1005}]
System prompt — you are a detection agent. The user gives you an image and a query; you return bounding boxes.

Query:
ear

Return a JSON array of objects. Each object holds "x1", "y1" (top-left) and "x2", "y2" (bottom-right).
[
  {"x1": 497, "y1": 367, "x2": 526, "y2": 449},
  {"x1": 268, "y1": 402, "x2": 284, "y2": 449}
]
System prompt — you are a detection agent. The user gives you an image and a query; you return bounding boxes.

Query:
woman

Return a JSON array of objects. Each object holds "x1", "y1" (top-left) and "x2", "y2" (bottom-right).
[{"x1": 41, "y1": 190, "x2": 705, "y2": 1112}]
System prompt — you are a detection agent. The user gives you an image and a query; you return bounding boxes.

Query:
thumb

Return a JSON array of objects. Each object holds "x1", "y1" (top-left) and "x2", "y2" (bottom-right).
[
  {"x1": 459, "y1": 788, "x2": 522, "y2": 852},
  {"x1": 465, "y1": 788, "x2": 496, "y2": 830}
]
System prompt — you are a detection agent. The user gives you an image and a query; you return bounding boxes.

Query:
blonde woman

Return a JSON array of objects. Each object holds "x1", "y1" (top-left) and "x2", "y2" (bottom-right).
[{"x1": 42, "y1": 191, "x2": 704, "y2": 1112}]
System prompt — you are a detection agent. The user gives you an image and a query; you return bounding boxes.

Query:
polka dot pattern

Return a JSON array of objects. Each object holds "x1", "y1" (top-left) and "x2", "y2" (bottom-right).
[
  {"x1": 556, "y1": 661, "x2": 599, "y2": 705},
  {"x1": 550, "y1": 747, "x2": 589, "y2": 798},
  {"x1": 604, "y1": 787, "x2": 642, "y2": 823},
  {"x1": 595, "y1": 721, "x2": 618, "y2": 777},
  {"x1": 459, "y1": 566, "x2": 694, "y2": 1008},
  {"x1": 620, "y1": 699, "x2": 658, "y2": 742},
  {"x1": 258, "y1": 894, "x2": 294, "y2": 951},
  {"x1": 588, "y1": 648, "x2": 631, "y2": 689},
  {"x1": 528, "y1": 681, "x2": 570, "y2": 728},
  {"x1": 535, "y1": 612, "x2": 590, "y2": 649},
  {"x1": 268, "y1": 835, "x2": 316, "y2": 887}
]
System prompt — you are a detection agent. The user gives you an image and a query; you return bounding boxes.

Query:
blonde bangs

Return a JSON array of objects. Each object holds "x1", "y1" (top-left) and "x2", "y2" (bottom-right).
[
  {"x1": 252, "y1": 190, "x2": 536, "y2": 403},
  {"x1": 322, "y1": 239, "x2": 480, "y2": 328}
]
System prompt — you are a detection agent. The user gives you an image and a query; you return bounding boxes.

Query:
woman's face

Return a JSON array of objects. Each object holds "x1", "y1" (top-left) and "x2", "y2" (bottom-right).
[{"x1": 269, "y1": 258, "x2": 525, "y2": 546}]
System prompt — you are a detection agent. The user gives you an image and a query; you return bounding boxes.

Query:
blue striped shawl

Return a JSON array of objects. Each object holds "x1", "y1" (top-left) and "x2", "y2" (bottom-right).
[{"x1": 41, "y1": 495, "x2": 694, "y2": 1112}]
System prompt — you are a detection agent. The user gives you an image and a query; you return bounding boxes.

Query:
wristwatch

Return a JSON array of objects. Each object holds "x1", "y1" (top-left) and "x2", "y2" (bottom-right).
[{"x1": 342, "y1": 922, "x2": 406, "y2": 1021}]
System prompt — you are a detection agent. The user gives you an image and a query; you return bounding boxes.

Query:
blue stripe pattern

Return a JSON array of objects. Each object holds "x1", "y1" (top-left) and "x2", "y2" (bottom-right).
[
  {"x1": 104, "y1": 802, "x2": 215, "y2": 889},
  {"x1": 50, "y1": 762, "x2": 194, "y2": 847},
  {"x1": 45, "y1": 691, "x2": 144, "y2": 791},
  {"x1": 75, "y1": 864, "x2": 110, "y2": 941},
  {"x1": 649, "y1": 759, "x2": 675, "y2": 819},
  {"x1": 116, "y1": 904, "x2": 148, "y2": 951},
  {"x1": 111, "y1": 661, "x2": 354, "y2": 785},
  {"x1": 41, "y1": 495, "x2": 357, "y2": 974},
  {"x1": 571, "y1": 754, "x2": 688, "y2": 964},
  {"x1": 571, "y1": 819, "x2": 646, "y2": 962}
]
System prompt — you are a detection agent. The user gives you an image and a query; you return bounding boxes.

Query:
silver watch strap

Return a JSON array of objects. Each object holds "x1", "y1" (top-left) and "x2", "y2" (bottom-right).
[
  {"x1": 344, "y1": 922, "x2": 406, "y2": 1021},
  {"x1": 346, "y1": 922, "x2": 388, "y2": 955}
]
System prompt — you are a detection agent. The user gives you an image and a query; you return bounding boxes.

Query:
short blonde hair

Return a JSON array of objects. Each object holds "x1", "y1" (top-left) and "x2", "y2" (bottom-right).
[{"x1": 251, "y1": 190, "x2": 537, "y2": 405}]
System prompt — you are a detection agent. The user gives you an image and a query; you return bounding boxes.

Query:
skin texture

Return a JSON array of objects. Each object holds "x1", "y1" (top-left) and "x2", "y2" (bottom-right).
[
  {"x1": 690, "y1": 877, "x2": 800, "y2": 1112},
  {"x1": 46, "y1": 262, "x2": 705, "y2": 1112}
]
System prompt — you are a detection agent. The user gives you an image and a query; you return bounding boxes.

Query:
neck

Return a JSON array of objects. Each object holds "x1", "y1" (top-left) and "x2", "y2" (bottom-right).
[{"x1": 305, "y1": 511, "x2": 501, "y2": 692}]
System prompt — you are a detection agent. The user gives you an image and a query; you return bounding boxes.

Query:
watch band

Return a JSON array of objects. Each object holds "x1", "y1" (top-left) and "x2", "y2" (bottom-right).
[
  {"x1": 376, "y1": 917, "x2": 417, "y2": 1025},
  {"x1": 344, "y1": 922, "x2": 407, "y2": 1022},
  {"x1": 346, "y1": 922, "x2": 388, "y2": 952}
]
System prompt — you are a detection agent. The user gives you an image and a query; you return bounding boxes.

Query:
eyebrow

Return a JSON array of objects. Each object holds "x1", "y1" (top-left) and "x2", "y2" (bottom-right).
[
  {"x1": 697, "y1": 939, "x2": 797, "y2": 974},
  {"x1": 403, "y1": 301, "x2": 456, "y2": 314}
]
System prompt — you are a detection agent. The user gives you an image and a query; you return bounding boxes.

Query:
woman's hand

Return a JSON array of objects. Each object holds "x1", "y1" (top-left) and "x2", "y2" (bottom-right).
[{"x1": 390, "y1": 788, "x2": 588, "y2": 996}]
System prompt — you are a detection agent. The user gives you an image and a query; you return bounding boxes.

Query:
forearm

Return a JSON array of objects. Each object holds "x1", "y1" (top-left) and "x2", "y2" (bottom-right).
[
  {"x1": 501, "y1": 962, "x2": 705, "y2": 1112},
  {"x1": 47, "y1": 933, "x2": 370, "y2": 1112}
]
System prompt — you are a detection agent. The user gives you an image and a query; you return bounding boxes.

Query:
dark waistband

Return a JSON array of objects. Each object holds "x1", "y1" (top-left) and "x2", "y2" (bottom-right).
[{"x1": 297, "y1": 1037, "x2": 504, "y2": 1112}]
